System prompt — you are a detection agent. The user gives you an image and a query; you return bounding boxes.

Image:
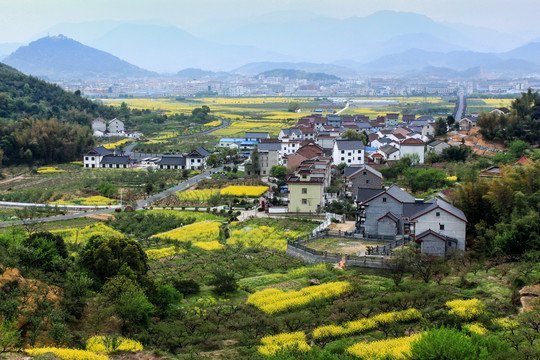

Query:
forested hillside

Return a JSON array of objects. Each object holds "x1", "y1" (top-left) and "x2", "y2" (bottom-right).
[
  {"x1": 478, "y1": 89, "x2": 540, "y2": 145},
  {"x1": 0, "y1": 62, "x2": 118, "y2": 165}
]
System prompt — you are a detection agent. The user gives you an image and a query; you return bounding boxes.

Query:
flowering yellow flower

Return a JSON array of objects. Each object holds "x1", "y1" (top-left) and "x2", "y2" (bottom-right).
[
  {"x1": 227, "y1": 225, "x2": 304, "y2": 252},
  {"x1": 258, "y1": 331, "x2": 311, "y2": 355},
  {"x1": 26, "y1": 347, "x2": 109, "y2": 360},
  {"x1": 145, "y1": 246, "x2": 186, "y2": 259},
  {"x1": 221, "y1": 186, "x2": 268, "y2": 197},
  {"x1": 492, "y1": 317, "x2": 519, "y2": 330},
  {"x1": 37, "y1": 166, "x2": 64, "y2": 173},
  {"x1": 247, "y1": 282, "x2": 351, "y2": 314},
  {"x1": 347, "y1": 333, "x2": 422, "y2": 359},
  {"x1": 446, "y1": 298, "x2": 485, "y2": 320},
  {"x1": 51, "y1": 195, "x2": 117, "y2": 206},
  {"x1": 194, "y1": 241, "x2": 225, "y2": 250},
  {"x1": 103, "y1": 139, "x2": 131, "y2": 149},
  {"x1": 153, "y1": 221, "x2": 222, "y2": 243},
  {"x1": 86, "y1": 335, "x2": 143, "y2": 353},
  {"x1": 52, "y1": 223, "x2": 124, "y2": 245},
  {"x1": 313, "y1": 309, "x2": 422, "y2": 340},
  {"x1": 463, "y1": 322, "x2": 488, "y2": 335}
]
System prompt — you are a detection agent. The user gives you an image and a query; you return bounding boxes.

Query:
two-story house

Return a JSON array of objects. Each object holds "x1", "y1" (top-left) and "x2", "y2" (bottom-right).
[
  {"x1": 344, "y1": 165, "x2": 383, "y2": 192},
  {"x1": 186, "y1": 148, "x2": 210, "y2": 170},
  {"x1": 108, "y1": 118, "x2": 125, "y2": 135},
  {"x1": 332, "y1": 139, "x2": 365, "y2": 166}
]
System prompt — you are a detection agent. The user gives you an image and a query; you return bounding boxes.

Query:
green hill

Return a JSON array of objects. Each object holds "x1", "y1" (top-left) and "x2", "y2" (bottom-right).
[{"x1": 0, "y1": 62, "x2": 119, "y2": 165}]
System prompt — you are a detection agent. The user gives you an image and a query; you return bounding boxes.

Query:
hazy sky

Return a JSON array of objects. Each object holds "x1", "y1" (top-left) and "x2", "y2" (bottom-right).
[{"x1": 1, "y1": 0, "x2": 539, "y2": 43}]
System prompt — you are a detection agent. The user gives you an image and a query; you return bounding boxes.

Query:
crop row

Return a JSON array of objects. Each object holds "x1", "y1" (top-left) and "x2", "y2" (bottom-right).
[
  {"x1": 346, "y1": 333, "x2": 422, "y2": 359},
  {"x1": 313, "y1": 308, "x2": 422, "y2": 340},
  {"x1": 153, "y1": 221, "x2": 222, "y2": 244},
  {"x1": 258, "y1": 331, "x2": 311, "y2": 356},
  {"x1": 145, "y1": 246, "x2": 186, "y2": 260},
  {"x1": 26, "y1": 347, "x2": 109, "y2": 360},
  {"x1": 86, "y1": 335, "x2": 143, "y2": 353},
  {"x1": 446, "y1": 298, "x2": 485, "y2": 320},
  {"x1": 51, "y1": 195, "x2": 117, "y2": 206},
  {"x1": 246, "y1": 281, "x2": 351, "y2": 314},
  {"x1": 227, "y1": 225, "x2": 303, "y2": 252},
  {"x1": 53, "y1": 223, "x2": 124, "y2": 245}
]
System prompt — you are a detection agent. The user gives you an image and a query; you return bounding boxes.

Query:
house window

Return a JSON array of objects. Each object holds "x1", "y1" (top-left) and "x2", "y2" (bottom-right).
[
  {"x1": 341, "y1": 157, "x2": 344, "y2": 161},
  {"x1": 440, "y1": 224, "x2": 445, "y2": 230},
  {"x1": 302, "y1": 199, "x2": 307, "y2": 204},
  {"x1": 436, "y1": 212, "x2": 440, "y2": 217},
  {"x1": 348, "y1": 152, "x2": 351, "y2": 156},
  {"x1": 382, "y1": 197, "x2": 387, "y2": 203},
  {"x1": 341, "y1": 150, "x2": 344, "y2": 154},
  {"x1": 85, "y1": 157, "x2": 89, "y2": 161},
  {"x1": 302, "y1": 188, "x2": 307, "y2": 194},
  {"x1": 366, "y1": 180, "x2": 370, "y2": 184},
  {"x1": 91, "y1": 157, "x2": 95, "y2": 161},
  {"x1": 363, "y1": 171, "x2": 367, "y2": 175}
]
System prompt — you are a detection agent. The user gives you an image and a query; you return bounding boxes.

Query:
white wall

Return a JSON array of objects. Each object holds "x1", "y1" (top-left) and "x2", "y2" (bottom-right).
[{"x1": 414, "y1": 209, "x2": 466, "y2": 251}]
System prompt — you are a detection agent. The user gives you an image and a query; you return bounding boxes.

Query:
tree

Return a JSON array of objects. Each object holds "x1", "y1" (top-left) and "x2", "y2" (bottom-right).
[
  {"x1": 209, "y1": 266, "x2": 237, "y2": 295},
  {"x1": 508, "y1": 139, "x2": 529, "y2": 160},
  {"x1": 288, "y1": 102, "x2": 301, "y2": 112},
  {"x1": 119, "y1": 102, "x2": 130, "y2": 120},
  {"x1": 145, "y1": 182, "x2": 154, "y2": 195},
  {"x1": 97, "y1": 181, "x2": 117, "y2": 198},
  {"x1": 79, "y1": 235, "x2": 149, "y2": 284},
  {"x1": 434, "y1": 117, "x2": 448, "y2": 137},
  {"x1": 206, "y1": 153, "x2": 219, "y2": 167},
  {"x1": 441, "y1": 145, "x2": 471, "y2": 162},
  {"x1": 446, "y1": 115, "x2": 455, "y2": 127},
  {"x1": 270, "y1": 165, "x2": 287, "y2": 179},
  {"x1": 341, "y1": 129, "x2": 367, "y2": 144}
]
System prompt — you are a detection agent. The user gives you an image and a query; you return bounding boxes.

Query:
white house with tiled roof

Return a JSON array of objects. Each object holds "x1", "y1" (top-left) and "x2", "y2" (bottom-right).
[{"x1": 400, "y1": 138, "x2": 425, "y2": 164}]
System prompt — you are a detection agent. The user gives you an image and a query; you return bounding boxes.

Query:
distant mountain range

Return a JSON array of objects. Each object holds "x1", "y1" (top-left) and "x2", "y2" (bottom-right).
[
  {"x1": 257, "y1": 69, "x2": 341, "y2": 81},
  {"x1": 2, "y1": 10, "x2": 540, "y2": 78},
  {"x1": 3, "y1": 35, "x2": 155, "y2": 80}
]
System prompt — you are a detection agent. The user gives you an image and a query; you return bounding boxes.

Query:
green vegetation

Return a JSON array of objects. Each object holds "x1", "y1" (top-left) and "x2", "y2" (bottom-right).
[{"x1": 478, "y1": 89, "x2": 540, "y2": 145}]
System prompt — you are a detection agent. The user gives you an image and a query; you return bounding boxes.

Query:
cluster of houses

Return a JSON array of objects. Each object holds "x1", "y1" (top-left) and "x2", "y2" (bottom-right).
[
  {"x1": 91, "y1": 117, "x2": 141, "y2": 139},
  {"x1": 83, "y1": 146, "x2": 210, "y2": 170},
  {"x1": 458, "y1": 107, "x2": 510, "y2": 131}
]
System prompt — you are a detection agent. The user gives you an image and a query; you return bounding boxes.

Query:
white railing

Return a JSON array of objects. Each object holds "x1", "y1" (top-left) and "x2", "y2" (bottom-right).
[{"x1": 311, "y1": 212, "x2": 346, "y2": 235}]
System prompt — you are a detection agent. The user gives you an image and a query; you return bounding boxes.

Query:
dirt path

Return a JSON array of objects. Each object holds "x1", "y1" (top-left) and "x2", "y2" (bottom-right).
[{"x1": 0, "y1": 173, "x2": 26, "y2": 187}]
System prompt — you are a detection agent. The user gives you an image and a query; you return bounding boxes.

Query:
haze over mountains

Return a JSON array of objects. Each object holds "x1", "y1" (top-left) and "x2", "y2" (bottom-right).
[{"x1": 2, "y1": 10, "x2": 540, "y2": 79}]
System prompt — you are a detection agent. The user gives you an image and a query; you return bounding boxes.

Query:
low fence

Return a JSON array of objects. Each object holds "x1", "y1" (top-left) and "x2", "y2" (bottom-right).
[
  {"x1": 311, "y1": 212, "x2": 347, "y2": 235},
  {"x1": 286, "y1": 240, "x2": 390, "y2": 269}
]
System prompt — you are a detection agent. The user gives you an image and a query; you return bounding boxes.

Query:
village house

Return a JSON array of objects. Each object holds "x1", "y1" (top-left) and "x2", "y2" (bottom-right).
[
  {"x1": 332, "y1": 139, "x2": 365, "y2": 166},
  {"x1": 257, "y1": 142, "x2": 282, "y2": 175},
  {"x1": 400, "y1": 138, "x2": 425, "y2": 164},
  {"x1": 427, "y1": 139, "x2": 451, "y2": 155},
  {"x1": 186, "y1": 148, "x2": 210, "y2": 170},
  {"x1": 355, "y1": 185, "x2": 467, "y2": 255},
  {"x1": 156, "y1": 155, "x2": 187, "y2": 170},
  {"x1": 287, "y1": 157, "x2": 332, "y2": 213},
  {"x1": 108, "y1": 118, "x2": 125, "y2": 135},
  {"x1": 92, "y1": 117, "x2": 107, "y2": 133},
  {"x1": 344, "y1": 165, "x2": 383, "y2": 192},
  {"x1": 459, "y1": 116, "x2": 477, "y2": 131},
  {"x1": 244, "y1": 132, "x2": 270, "y2": 142},
  {"x1": 378, "y1": 144, "x2": 400, "y2": 161}
]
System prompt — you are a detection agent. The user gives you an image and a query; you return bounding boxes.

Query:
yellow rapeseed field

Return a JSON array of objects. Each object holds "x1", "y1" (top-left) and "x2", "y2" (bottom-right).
[
  {"x1": 26, "y1": 347, "x2": 109, "y2": 360},
  {"x1": 446, "y1": 298, "x2": 485, "y2": 321},
  {"x1": 52, "y1": 223, "x2": 124, "y2": 245},
  {"x1": 51, "y1": 196, "x2": 117, "y2": 206},
  {"x1": 86, "y1": 335, "x2": 143, "y2": 353},
  {"x1": 145, "y1": 246, "x2": 186, "y2": 260},
  {"x1": 37, "y1": 166, "x2": 64, "y2": 173},
  {"x1": 258, "y1": 331, "x2": 311, "y2": 355},
  {"x1": 246, "y1": 282, "x2": 351, "y2": 314},
  {"x1": 153, "y1": 221, "x2": 222, "y2": 243},
  {"x1": 346, "y1": 333, "x2": 422, "y2": 359}
]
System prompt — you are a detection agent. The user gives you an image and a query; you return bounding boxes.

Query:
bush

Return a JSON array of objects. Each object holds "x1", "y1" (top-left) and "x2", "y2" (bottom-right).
[
  {"x1": 171, "y1": 279, "x2": 200, "y2": 296},
  {"x1": 407, "y1": 327, "x2": 510, "y2": 360},
  {"x1": 210, "y1": 267, "x2": 237, "y2": 295}
]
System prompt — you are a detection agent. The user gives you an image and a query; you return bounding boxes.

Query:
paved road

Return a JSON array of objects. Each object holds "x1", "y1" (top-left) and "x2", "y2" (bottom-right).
[
  {"x1": 0, "y1": 167, "x2": 222, "y2": 228},
  {"x1": 454, "y1": 90, "x2": 466, "y2": 121},
  {"x1": 335, "y1": 101, "x2": 350, "y2": 115}
]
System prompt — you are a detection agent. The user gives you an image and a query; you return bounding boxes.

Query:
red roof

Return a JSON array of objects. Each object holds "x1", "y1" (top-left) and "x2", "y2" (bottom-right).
[{"x1": 400, "y1": 138, "x2": 425, "y2": 146}]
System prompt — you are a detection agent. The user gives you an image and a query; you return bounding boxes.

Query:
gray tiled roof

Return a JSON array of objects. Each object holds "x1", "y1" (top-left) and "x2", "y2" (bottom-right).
[
  {"x1": 386, "y1": 185, "x2": 416, "y2": 203},
  {"x1": 101, "y1": 155, "x2": 130, "y2": 164},
  {"x1": 245, "y1": 132, "x2": 270, "y2": 139},
  {"x1": 356, "y1": 188, "x2": 385, "y2": 203},
  {"x1": 157, "y1": 155, "x2": 186, "y2": 166},
  {"x1": 85, "y1": 146, "x2": 113, "y2": 156},
  {"x1": 335, "y1": 139, "x2": 365, "y2": 150},
  {"x1": 380, "y1": 144, "x2": 399, "y2": 155},
  {"x1": 258, "y1": 142, "x2": 282, "y2": 151},
  {"x1": 344, "y1": 165, "x2": 383, "y2": 179}
]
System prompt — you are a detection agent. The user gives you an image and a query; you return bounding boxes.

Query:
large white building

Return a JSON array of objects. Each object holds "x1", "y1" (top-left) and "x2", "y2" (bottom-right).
[
  {"x1": 400, "y1": 138, "x2": 425, "y2": 164},
  {"x1": 332, "y1": 139, "x2": 365, "y2": 166}
]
